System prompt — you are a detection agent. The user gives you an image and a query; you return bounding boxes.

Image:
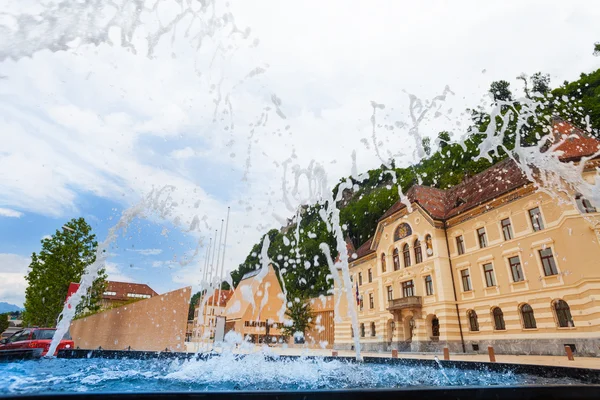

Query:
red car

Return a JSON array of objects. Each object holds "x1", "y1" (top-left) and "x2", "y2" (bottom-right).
[{"x1": 0, "y1": 328, "x2": 74, "y2": 356}]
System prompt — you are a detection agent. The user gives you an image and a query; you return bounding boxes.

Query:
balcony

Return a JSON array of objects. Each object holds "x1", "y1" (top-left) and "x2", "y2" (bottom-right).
[{"x1": 388, "y1": 296, "x2": 422, "y2": 311}]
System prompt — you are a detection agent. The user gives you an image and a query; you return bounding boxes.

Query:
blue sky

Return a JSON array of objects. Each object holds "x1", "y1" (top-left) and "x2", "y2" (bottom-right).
[
  {"x1": 1, "y1": 0, "x2": 599, "y2": 307},
  {"x1": 0, "y1": 193, "x2": 206, "y2": 305}
]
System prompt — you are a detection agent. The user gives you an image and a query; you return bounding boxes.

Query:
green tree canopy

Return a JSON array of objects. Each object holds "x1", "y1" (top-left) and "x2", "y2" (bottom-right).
[
  {"x1": 22, "y1": 217, "x2": 106, "y2": 327},
  {"x1": 489, "y1": 80, "x2": 513, "y2": 102},
  {"x1": 188, "y1": 291, "x2": 201, "y2": 321}
]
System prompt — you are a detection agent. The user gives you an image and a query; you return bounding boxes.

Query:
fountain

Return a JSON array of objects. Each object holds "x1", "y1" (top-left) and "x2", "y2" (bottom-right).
[{"x1": 1, "y1": 1, "x2": 600, "y2": 399}]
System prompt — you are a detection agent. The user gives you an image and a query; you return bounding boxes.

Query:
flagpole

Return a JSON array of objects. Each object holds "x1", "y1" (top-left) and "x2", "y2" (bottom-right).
[
  {"x1": 209, "y1": 219, "x2": 225, "y2": 340},
  {"x1": 197, "y1": 237, "x2": 211, "y2": 341},
  {"x1": 218, "y1": 207, "x2": 231, "y2": 315}
]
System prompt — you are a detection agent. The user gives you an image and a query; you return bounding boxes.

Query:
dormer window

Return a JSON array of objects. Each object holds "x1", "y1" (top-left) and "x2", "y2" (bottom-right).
[{"x1": 455, "y1": 197, "x2": 467, "y2": 207}]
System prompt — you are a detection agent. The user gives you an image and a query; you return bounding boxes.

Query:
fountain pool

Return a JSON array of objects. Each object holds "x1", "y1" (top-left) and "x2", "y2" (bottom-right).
[{"x1": 1, "y1": 350, "x2": 598, "y2": 398}]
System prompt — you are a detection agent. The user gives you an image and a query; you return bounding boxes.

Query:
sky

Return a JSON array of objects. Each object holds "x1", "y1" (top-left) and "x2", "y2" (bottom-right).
[{"x1": 0, "y1": 0, "x2": 599, "y2": 307}]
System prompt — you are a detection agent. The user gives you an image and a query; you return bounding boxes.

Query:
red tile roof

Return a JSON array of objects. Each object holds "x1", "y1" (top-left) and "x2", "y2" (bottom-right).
[
  {"x1": 103, "y1": 281, "x2": 158, "y2": 302},
  {"x1": 354, "y1": 236, "x2": 375, "y2": 259},
  {"x1": 551, "y1": 118, "x2": 600, "y2": 162},
  {"x1": 444, "y1": 158, "x2": 530, "y2": 218},
  {"x1": 378, "y1": 158, "x2": 529, "y2": 224},
  {"x1": 203, "y1": 289, "x2": 234, "y2": 307}
]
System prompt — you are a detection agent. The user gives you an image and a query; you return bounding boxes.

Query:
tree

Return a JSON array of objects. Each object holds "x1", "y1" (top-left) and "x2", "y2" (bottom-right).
[
  {"x1": 0, "y1": 313, "x2": 8, "y2": 334},
  {"x1": 280, "y1": 297, "x2": 314, "y2": 342},
  {"x1": 489, "y1": 80, "x2": 513, "y2": 102},
  {"x1": 437, "y1": 131, "x2": 451, "y2": 148},
  {"x1": 531, "y1": 72, "x2": 551, "y2": 95},
  {"x1": 188, "y1": 291, "x2": 202, "y2": 321},
  {"x1": 422, "y1": 137, "x2": 431, "y2": 156},
  {"x1": 22, "y1": 218, "x2": 106, "y2": 327},
  {"x1": 594, "y1": 42, "x2": 600, "y2": 56}
]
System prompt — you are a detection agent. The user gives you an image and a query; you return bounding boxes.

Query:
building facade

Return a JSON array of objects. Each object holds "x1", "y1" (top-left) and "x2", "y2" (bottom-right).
[
  {"x1": 223, "y1": 265, "x2": 286, "y2": 344},
  {"x1": 192, "y1": 289, "x2": 233, "y2": 340},
  {"x1": 100, "y1": 281, "x2": 158, "y2": 310},
  {"x1": 334, "y1": 120, "x2": 600, "y2": 356}
]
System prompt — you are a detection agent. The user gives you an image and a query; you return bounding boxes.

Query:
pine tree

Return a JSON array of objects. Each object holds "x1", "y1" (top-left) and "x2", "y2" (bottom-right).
[
  {"x1": 280, "y1": 297, "x2": 314, "y2": 341},
  {"x1": 22, "y1": 217, "x2": 106, "y2": 327}
]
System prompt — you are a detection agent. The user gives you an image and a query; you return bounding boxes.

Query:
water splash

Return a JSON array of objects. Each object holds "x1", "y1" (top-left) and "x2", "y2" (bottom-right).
[{"x1": 0, "y1": 0, "x2": 251, "y2": 62}]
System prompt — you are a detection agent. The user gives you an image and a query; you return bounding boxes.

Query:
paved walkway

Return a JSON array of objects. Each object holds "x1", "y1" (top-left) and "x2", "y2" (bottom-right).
[{"x1": 190, "y1": 344, "x2": 600, "y2": 370}]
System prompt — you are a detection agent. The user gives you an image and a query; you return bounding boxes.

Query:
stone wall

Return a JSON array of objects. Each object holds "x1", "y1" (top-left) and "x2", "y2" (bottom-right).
[
  {"x1": 335, "y1": 338, "x2": 600, "y2": 356},
  {"x1": 70, "y1": 287, "x2": 191, "y2": 352}
]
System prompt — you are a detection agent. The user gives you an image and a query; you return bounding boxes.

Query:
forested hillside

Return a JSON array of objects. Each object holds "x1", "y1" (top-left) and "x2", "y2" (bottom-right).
[{"x1": 226, "y1": 67, "x2": 600, "y2": 300}]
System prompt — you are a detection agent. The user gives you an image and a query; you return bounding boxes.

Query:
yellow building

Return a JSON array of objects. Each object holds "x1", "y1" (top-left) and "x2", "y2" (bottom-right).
[
  {"x1": 192, "y1": 289, "x2": 233, "y2": 340},
  {"x1": 223, "y1": 265, "x2": 286, "y2": 344},
  {"x1": 334, "y1": 119, "x2": 600, "y2": 356}
]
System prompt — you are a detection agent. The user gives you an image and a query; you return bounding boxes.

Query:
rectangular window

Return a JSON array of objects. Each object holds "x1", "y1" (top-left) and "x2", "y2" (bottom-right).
[
  {"x1": 461, "y1": 269, "x2": 472, "y2": 291},
  {"x1": 402, "y1": 280, "x2": 415, "y2": 297},
  {"x1": 477, "y1": 227, "x2": 487, "y2": 248},
  {"x1": 456, "y1": 235, "x2": 465, "y2": 255},
  {"x1": 369, "y1": 293, "x2": 374, "y2": 309},
  {"x1": 529, "y1": 207, "x2": 544, "y2": 231},
  {"x1": 127, "y1": 293, "x2": 151, "y2": 298},
  {"x1": 359, "y1": 296, "x2": 363, "y2": 311},
  {"x1": 358, "y1": 272, "x2": 363, "y2": 286},
  {"x1": 576, "y1": 195, "x2": 596, "y2": 213},
  {"x1": 539, "y1": 248, "x2": 558, "y2": 276},
  {"x1": 425, "y1": 275, "x2": 434, "y2": 296},
  {"x1": 368, "y1": 268, "x2": 373, "y2": 283},
  {"x1": 103, "y1": 291, "x2": 116, "y2": 296},
  {"x1": 483, "y1": 263, "x2": 496, "y2": 287},
  {"x1": 387, "y1": 285, "x2": 393, "y2": 301},
  {"x1": 509, "y1": 256, "x2": 524, "y2": 282},
  {"x1": 501, "y1": 218, "x2": 513, "y2": 241}
]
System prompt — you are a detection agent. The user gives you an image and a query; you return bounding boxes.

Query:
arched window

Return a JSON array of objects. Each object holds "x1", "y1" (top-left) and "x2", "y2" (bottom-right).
[
  {"x1": 425, "y1": 234, "x2": 433, "y2": 256},
  {"x1": 492, "y1": 307, "x2": 505, "y2": 330},
  {"x1": 467, "y1": 310, "x2": 479, "y2": 332},
  {"x1": 554, "y1": 300, "x2": 574, "y2": 327},
  {"x1": 520, "y1": 304, "x2": 537, "y2": 329},
  {"x1": 403, "y1": 243, "x2": 411, "y2": 268},
  {"x1": 370, "y1": 322, "x2": 376, "y2": 337},
  {"x1": 360, "y1": 323, "x2": 365, "y2": 337},
  {"x1": 393, "y1": 248, "x2": 400, "y2": 271},
  {"x1": 414, "y1": 239, "x2": 423, "y2": 264},
  {"x1": 431, "y1": 317, "x2": 440, "y2": 337},
  {"x1": 381, "y1": 253, "x2": 387, "y2": 273}
]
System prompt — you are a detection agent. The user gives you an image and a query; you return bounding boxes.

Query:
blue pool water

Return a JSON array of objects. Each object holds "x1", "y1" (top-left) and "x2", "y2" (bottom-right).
[{"x1": 0, "y1": 354, "x2": 582, "y2": 395}]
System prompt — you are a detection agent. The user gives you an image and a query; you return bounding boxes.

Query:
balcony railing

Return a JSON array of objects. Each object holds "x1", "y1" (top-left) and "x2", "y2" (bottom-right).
[{"x1": 388, "y1": 296, "x2": 422, "y2": 311}]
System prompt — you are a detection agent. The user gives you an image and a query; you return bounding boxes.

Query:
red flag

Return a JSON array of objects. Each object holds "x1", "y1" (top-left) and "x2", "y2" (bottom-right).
[{"x1": 65, "y1": 282, "x2": 80, "y2": 309}]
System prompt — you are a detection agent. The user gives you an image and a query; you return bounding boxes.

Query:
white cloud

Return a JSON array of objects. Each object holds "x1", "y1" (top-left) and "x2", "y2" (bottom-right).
[
  {"x1": 127, "y1": 248, "x2": 163, "y2": 256},
  {"x1": 0, "y1": 253, "x2": 30, "y2": 307},
  {"x1": 41, "y1": 234, "x2": 52, "y2": 241},
  {"x1": 104, "y1": 261, "x2": 134, "y2": 283},
  {"x1": 0, "y1": 208, "x2": 23, "y2": 218},
  {"x1": 170, "y1": 147, "x2": 196, "y2": 160}
]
